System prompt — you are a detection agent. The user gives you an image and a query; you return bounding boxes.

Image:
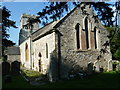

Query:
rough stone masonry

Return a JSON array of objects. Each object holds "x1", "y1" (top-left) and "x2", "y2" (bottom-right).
[{"x1": 19, "y1": 3, "x2": 113, "y2": 81}]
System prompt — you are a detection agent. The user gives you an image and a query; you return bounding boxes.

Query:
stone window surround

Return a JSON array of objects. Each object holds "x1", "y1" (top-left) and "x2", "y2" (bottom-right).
[
  {"x1": 25, "y1": 43, "x2": 29, "y2": 62},
  {"x1": 46, "y1": 43, "x2": 48, "y2": 58},
  {"x1": 74, "y1": 16, "x2": 99, "y2": 51}
]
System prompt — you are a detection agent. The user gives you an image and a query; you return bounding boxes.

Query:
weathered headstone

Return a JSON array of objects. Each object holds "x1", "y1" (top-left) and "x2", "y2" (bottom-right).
[
  {"x1": 2, "y1": 62, "x2": 10, "y2": 76},
  {"x1": 113, "y1": 64, "x2": 116, "y2": 71},
  {"x1": 100, "y1": 68, "x2": 104, "y2": 72},
  {"x1": 11, "y1": 61, "x2": 20, "y2": 75},
  {"x1": 87, "y1": 63, "x2": 93, "y2": 74},
  {"x1": 117, "y1": 64, "x2": 120, "y2": 70},
  {"x1": 94, "y1": 61, "x2": 100, "y2": 72}
]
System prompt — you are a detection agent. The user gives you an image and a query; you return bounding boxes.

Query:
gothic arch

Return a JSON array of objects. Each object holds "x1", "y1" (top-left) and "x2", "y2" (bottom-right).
[
  {"x1": 38, "y1": 52, "x2": 42, "y2": 72},
  {"x1": 46, "y1": 43, "x2": 48, "y2": 58},
  {"x1": 25, "y1": 43, "x2": 29, "y2": 62},
  {"x1": 94, "y1": 27, "x2": 97, "y2": 49},
  {"x1": 38, "y1": 52, "x2": 42, "y2": 57},
  {"x1": 84, "y1": 17, "x2": 89, "y2": 49},
  {"x1": 75, "y1": 23, "x2": 80, "y2": 49}
]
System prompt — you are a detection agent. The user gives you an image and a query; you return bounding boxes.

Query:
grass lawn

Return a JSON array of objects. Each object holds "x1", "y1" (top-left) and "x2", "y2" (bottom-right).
[
  {"x1": 21, "y1": 69, "x2": 43, "y2": 77},
  {"x1": 2, "y1": 71, "x2": 120, "y2": 88}
]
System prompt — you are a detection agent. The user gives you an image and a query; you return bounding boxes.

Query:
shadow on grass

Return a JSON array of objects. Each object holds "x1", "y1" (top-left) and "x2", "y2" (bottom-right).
[
  {"x1": 2, "y1": 71, "x2": 120, "y2": 88},
  {"x1": 2, "y1": 74, "x2": 36, "y2": 88},
  {"x1": 38, "y1": 71, "x2": 120, "y2": 88}
]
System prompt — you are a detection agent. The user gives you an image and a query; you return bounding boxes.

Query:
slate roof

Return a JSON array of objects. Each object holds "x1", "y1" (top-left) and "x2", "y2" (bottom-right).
[
  {"x1": 31, "y1": 20, "x2": 59, "y2": 41},
  {"x1": 7, "y1": 46, "x2": 20, "y2": 55},
  {"x1": 31, "y1": 4, "x2": 79, "y2": 41},
  {"x1": 31, "y1": 3, "x2": 101, "y2": 41}
]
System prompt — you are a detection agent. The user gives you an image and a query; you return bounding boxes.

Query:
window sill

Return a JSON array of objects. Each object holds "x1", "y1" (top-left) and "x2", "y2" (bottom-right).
[{"x1": 73, "y1": 49, "x2": 98, "y2": 53}]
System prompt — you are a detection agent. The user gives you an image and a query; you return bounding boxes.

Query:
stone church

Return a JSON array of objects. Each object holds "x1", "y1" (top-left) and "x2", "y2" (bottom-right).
[{"x1": 19, "y1": 3, "x2": 112, "y2": 81}]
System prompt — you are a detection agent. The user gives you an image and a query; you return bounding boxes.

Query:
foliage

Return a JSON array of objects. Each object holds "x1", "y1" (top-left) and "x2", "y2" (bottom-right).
[
  {"x1": 90, "y1": 2, "x2": 114, "y2": 27},
  {"x1": 22, "y1": 69, "x2": 43, "y2": 77},
  {"x1": 36, "y1": 2, "x2": 114, "y2": 27},
  {"x1": 1, "y1": 55, "x2": 7, "y2": 62},
  {"x1": 106, "y1": 27, "x2": 120, "y2": 60},
  {"x1": 1, "y1": 6, "x2": 17, "y2": 55},
  {"x1": 114, "y1": 48, "x2": 120, "y2": 60},
  {"x1": 112, "y1": 62, "x2": 120, "y2": 65},
  {"x1": 23, "y1": 16, "x2": 40, "y2": 33},
  {"x1": 2, "y1": 6, "x2": 17, "y2": 39}
]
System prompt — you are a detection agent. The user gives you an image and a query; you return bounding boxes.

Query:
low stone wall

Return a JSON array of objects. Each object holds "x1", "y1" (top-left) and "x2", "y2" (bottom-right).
[{"x1": 7, "y1": 55, "x2": 20, "y2": 63}]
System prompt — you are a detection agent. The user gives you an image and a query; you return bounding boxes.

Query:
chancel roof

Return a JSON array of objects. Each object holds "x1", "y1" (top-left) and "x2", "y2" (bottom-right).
[
  {"x1": 31, "y1": 4, "x2": 80, "y2": 41},
  {"x1": 6, "y1": 46, "x2": 20, "y2": 55},
  {"x1": 31, "y1": 3, "x2": 101, "y2": 41}
]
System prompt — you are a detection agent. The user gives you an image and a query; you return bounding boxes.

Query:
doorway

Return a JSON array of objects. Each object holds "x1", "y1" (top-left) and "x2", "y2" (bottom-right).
[{"x1": 38, "y1": 52, "x2": 42, "y2": 72}]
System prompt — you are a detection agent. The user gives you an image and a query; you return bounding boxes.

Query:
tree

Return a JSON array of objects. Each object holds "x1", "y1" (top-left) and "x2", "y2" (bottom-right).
[
  {"x1": 106, "y1": 26, "x2": 120, "y2": 60},
  {"x1": 106, "y1": 2, "x2": 120, "y2": 60},
  {"x1": 23, "y1": 15, "x2": 40, "y2": 33},
  {"x1": 115, "y1": 2, "x2": 120, "y2": 27},
  {"x1": 114, "y1": 48, "x2": 120, "y2": 60},
  {"x1": 1, "y1": 6, "x2": 17, "y2": 57},
  {"x1": 36, "y1": 2, "x2": 114, "y2": 27}
]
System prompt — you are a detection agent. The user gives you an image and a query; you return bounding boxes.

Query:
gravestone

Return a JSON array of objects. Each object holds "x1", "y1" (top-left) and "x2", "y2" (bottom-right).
[
  {"x1": 87, "y1": 63, "x2": 93, "y2": 75},
  {"x1": 116, "y1": 64, "x2": 120, "y2": 70},
  {"x1": 94, "y1": 61, "x2": 100, "y2": 72},
  {"x1": 100, "y1": 68, "x2": 104, "y2": 72},
  {"x1": 113, "y1": 64, "x2": 117, "y2": 71},
  {"x1": 2, "y1": 61, "x2": 10, "y2": 76},
  {"x1": 11, "y1": 61, "x2": 20, "y2": 75}
]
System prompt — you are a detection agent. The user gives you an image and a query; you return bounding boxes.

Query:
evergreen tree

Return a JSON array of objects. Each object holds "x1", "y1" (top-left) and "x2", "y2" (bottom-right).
[
  {"x1": 106, "y1": 26, "x2": 120, "y2": 60},
  {"x1": 107, "y1": 2, "x2": 120, "y2": 60},
  {"x1": 37, "y1": 2, "x2": 114, "y2": 27},
  {"x1": 1, "y1": 6, "x2": 17, "y2": 58}
]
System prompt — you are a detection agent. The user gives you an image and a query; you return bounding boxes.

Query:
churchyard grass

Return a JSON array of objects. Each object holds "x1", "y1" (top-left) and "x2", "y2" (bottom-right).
[
  {"x1": 2, "y1": 75, "x2": 35, "y2": 88},
  {"x1": 21, "y1": 69, "x2": 43, "y2": 77},
  {"x1": 2, "y1": 71, "x2": 120, "y2": 88}
]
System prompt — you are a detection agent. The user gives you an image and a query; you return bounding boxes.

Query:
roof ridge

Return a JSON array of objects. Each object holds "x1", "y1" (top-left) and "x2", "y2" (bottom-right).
[
  {"x1": 31, "y1": 21, "x2": 54, "y2": 35},
  {"x1": 32, "y1": 3, "x2": 81, "y2": 34},
  {"x1": 53, "y1": 3, "x2": 82, "y2": 28}
]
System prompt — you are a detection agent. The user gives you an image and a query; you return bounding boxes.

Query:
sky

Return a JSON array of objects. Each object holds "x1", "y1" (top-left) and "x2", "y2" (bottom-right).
[
  {"x1": 2, "y1": 2, "x2": 116, "y2": 45},
  {"x1": 2, "y1": 2, "x2": 51, "y2": 45}
]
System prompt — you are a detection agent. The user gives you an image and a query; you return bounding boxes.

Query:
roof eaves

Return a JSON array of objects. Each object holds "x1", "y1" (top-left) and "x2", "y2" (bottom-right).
[{"x1": 53, "y1": 4, "x2": 80, "y2": 28}]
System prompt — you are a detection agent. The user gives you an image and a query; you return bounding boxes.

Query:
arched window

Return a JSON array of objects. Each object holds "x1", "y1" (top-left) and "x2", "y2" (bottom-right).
[
  {"x1": 38, "y1": 52, "x2": 42, "y2": 72},
  {"x1": 46, "y1": 43, "x2": 48, "y2": 58},
  {"x1": 75, "y1": 23, "x2": 80, "y2": 49},
  {"x1": 25, "y1": 43, "x2": 29, "y2": 61},
  {"x1": 94, "y1": 27, "x2": 97, "y2": 49},
  {"x1": 84, "y1": 17, "x2": 89, "y2": 49},
  {"x1": 38, "y1": 52, "x2": 42, "y2": 57}
]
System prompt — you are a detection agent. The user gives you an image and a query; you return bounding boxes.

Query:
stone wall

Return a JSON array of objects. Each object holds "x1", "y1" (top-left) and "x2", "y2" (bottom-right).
[
  {"x1": 7, "y1": 55, "x2": 20, "y2": 63},
  {"x1": 19, "y1": 14, "x2": 39, "y2": 45},
  {"x1": 55, "y1": 4, "x2": 112, "y2": 78},
  {"x1": 19, "y1": 4, "x2": 113, "y2": 81},
  {"x1": 19, "y1": 37, "x2": 31, "y2": 69},
  {"x1": 6, "y1": 46, "x2": 20, "y2": 63},
  {"x1": 32, "y1": 32, "x2": 56, "y2": 74}
]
